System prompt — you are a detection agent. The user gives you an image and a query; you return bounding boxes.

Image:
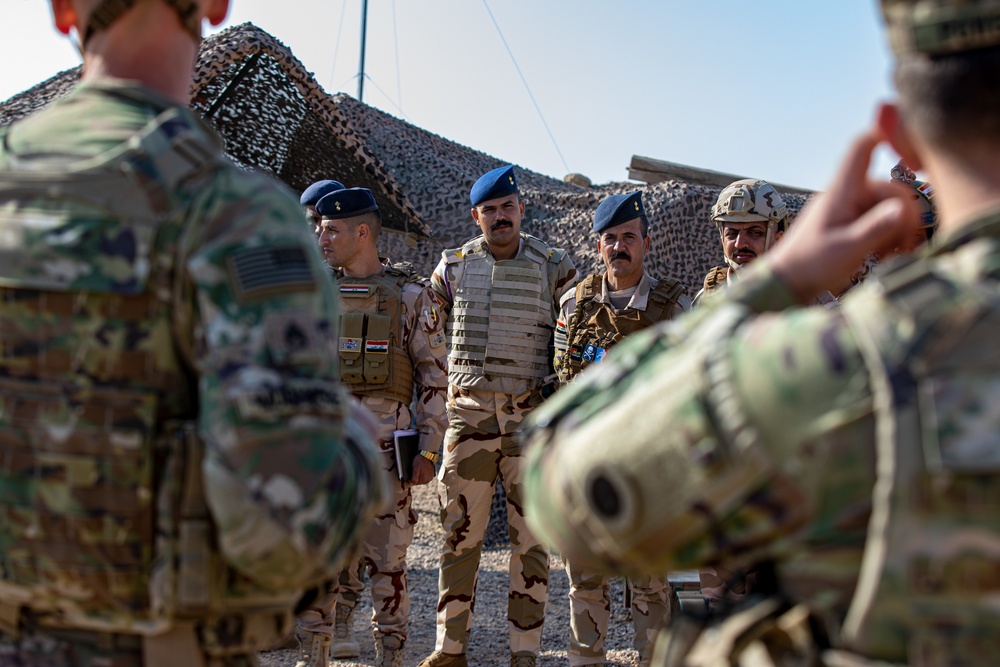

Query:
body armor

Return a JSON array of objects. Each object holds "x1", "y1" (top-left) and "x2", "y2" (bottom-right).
[
  {"x1": 446, "y1": 234, "x2": 557, "y2": 393},
  {"x1": 839, "y1": 250, "x2": 1000, "y2": 661},
  {"x1": 559, "y1": 274, "x2": 685, "y2": 382},
  {"x1": 337, "y1": 266, "x2": 417, "y2": 405},
  {"x1": 0, "y1": 103, "x2": 296, "y2": 649}
]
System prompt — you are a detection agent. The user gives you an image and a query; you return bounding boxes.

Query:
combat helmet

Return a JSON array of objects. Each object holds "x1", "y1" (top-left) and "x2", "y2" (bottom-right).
[
  {"x1": 81, "y1": 0, "x2": 202, "y2": 45},
  {"x1": 881, "y1": 0, "x2": 1000, "y2": 56},
  {"x1": 711, "y1": 178, "x2": 788, "y2": 270},
  {"x1": 890, "y1": 159, "x2": 938, "y2": 239}
]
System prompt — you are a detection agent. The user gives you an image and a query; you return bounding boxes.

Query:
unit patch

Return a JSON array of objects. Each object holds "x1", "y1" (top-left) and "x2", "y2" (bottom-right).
[{"x1": 228, "y1": 245, "x2": 315, "y2": 300}]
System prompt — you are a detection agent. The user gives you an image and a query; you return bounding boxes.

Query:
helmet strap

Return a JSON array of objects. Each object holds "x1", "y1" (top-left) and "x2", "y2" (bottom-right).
[{"x1": 763, "y1": 219, "x2": 778, "y2": 253}]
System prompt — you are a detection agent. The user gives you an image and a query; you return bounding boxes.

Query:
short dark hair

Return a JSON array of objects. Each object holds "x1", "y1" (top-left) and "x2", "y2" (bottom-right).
[
  {"x1": 357, "y1": 210, "x2": 383, "y2": 244},
  {"x1": 895, "y1": 46, "x2": 1000, "y2": 148}
]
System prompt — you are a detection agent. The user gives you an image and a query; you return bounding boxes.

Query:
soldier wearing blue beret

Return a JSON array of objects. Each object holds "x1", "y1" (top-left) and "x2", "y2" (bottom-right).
[
  {"x1": 301, "y1": 179, "x2": 346, "y2": 233},
  {"x1": 418, "y1": 166, "x2": 578, "y2": 667},
  {"x1": 302, "y1": 185, "x2": 448, "y2": 667},
  {"x1": 553, "y1": 190, "x2": 690, "y2": 666}
]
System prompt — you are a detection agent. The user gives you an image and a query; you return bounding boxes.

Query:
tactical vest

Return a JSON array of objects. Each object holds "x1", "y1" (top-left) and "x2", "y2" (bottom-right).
[
  {"x1": 0, "y1": 102, "x2": 297, "y2": 652},
  {"x1": 559, "y1": 274, "x2": 685, "y2": 382},
  {"x1": 337, "y1": 266, "x2": 416, "y2": 405},
  {"x1": 446, "y1": 234, "x2": 557, "y2": 393},
  {"x1": 837, "y1": 249, "x2": 1000, "y2": 662},
  {"x1": 702, "y1": 266, "x2": 729, "y2": 295}
]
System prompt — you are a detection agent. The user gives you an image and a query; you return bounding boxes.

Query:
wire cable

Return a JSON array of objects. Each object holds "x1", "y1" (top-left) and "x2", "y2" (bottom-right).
[
  {"x1": 481, "y1": 0, "x2": 571, "y2": 174},
  {"x1": 362, "y1": 74, "x2": 410, "y2": 120},
  {"x1": 327, "y1": 0, "x2": 349, "y2": 92},
  {"x1": 392, "y1": 0, "x2": 403, "y2": 113}
]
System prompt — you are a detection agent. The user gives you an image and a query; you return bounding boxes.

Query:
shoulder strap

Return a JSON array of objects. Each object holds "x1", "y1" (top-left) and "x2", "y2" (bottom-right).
[{"x1": 645, "y1": 277, "x2": 686, "y2": 323}]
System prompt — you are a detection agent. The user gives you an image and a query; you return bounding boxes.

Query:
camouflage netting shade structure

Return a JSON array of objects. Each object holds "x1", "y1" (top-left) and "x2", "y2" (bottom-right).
[{"x1": 0, "y1": 22, "x2": 809, "y2": 291}]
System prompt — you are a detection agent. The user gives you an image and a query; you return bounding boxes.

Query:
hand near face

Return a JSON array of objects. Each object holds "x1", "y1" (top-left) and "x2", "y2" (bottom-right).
[{"x1": 768, "y1": 131, "x2": 920, "y2": 303}]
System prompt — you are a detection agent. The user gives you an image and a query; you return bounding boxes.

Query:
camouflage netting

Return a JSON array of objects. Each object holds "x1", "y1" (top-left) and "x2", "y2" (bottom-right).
[{"x1": 0, "y1": 23, "x2": 810, "y2": 291}]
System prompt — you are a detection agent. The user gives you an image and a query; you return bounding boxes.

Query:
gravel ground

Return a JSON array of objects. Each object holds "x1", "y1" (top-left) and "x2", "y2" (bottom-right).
[{"x1": 259, "y1": 480, "x2": 643, "y2": 667}]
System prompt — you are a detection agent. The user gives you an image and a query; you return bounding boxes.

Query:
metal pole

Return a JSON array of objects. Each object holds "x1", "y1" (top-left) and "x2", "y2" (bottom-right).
[{"x1": 358, "y1": 0, "x2": 369, "y2": 101}]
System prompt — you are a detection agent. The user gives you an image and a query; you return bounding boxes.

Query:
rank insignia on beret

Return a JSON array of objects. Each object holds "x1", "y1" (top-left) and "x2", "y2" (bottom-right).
[
  {"x1": 335, "y1": 201, "x2": 342, "y2": 211},
  {"x1": 228, "y1": 245, "x2": 315, "y2": 300},
  {"x1": 634, "y1": 201, "x2": 640, "y2": 211},
  {"x1": 509, "y1": 176, "x2": 514, "y2": 185}
]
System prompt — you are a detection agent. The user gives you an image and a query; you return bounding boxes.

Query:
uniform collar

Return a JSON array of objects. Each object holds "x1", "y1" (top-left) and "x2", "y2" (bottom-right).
[{"x1": 596, "y1": 270, "x2": 653, "y2": 310}]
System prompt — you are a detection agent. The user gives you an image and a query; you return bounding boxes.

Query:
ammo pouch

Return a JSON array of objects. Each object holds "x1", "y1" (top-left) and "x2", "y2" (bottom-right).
[{"x1": 340, "y1": 311, "x2": 391, "y2": 385}]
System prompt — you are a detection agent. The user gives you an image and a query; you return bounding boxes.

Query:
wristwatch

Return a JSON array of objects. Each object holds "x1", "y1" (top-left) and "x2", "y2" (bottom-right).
[{"x1": 417, "y1": 450, "x2": 440, "y2": 464}]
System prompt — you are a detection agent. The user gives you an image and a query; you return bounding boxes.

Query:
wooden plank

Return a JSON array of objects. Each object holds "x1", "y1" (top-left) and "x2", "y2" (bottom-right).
[{"x1": 629, "y1": 155, "x2": 814, "y2": 196}]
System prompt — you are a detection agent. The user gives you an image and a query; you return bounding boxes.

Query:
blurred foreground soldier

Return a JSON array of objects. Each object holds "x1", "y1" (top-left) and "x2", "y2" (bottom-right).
[
  {"x1": 554, "y1": 190, "x2": 689, "y2": 667},
  {"x1": 300, "y1": 178, "x2": 345, "y2": 234},
  {"x1": 418, "y1": 165, "x2": 577, "y2": 667},
  {"x1": 523, "y1": 0, "x2": 1000, "y2": 664},
  {"x1": 295, "y1": 188, "x2": 448, "y2": 667},
  {"x1": 0, "y1": 1, "x2": 384, "y2": 665}
]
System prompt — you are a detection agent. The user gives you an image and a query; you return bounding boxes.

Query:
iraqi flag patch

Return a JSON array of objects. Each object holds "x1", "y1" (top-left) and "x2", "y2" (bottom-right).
[{"x1": 365, "y1": 340, "x2": 389, "y2": 354}]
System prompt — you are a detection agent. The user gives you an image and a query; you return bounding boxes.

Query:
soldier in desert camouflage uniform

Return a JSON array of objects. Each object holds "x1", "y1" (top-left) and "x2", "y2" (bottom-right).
[
  {"x1": 294, "y1": 188, "x2": 448, "y2": 667},
  {"x1": 523, "y1": 1, "x2": 1000, "y2": 665},
  {"x1": 417, "y1": 165, "x2": 577, "y2": 667},
  {"x1": 0, "y1": 2, "x2": 384, "y2": 666},
  {"x1": 553, "y1": 191, "x2": 689, "y2": 667}
]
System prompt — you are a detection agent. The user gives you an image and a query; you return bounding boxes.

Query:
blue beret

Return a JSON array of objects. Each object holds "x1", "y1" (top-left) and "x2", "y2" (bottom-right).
[
  {"x1": 299, "y1": 179, "x2": 345, "y2": 206},
  {"x1": 593, "y1": 191, "x2": 645, "y2": 234},
  {"x1": 316, "y1": 188, "x2": 379, "y2": 219},
  {"x1": 470, "y1": 165, "x2": 518, "y2": 206}
]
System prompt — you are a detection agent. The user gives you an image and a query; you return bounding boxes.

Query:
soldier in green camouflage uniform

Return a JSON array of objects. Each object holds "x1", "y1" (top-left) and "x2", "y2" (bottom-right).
[
  {"x1": 554, "y1": 191, "x2": 689, "y2": 667},
  {"x1": 417, "y1": 166, "x2": 577, "y2": 667},
  {"x1": 0, "y1": 2, "x2": 384, "y2": 666},
  {"x1": 523, "y1": 1, "x2": 1000, "y2": 664},
  {"x1": 294, "y1": 188, "x2": 448, "y2": 667}
]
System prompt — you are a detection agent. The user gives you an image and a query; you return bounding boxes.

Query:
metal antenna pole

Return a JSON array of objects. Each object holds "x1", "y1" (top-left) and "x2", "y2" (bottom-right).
[{"x1": 358, "y1": 0, "x2": 369, "y2": 101}]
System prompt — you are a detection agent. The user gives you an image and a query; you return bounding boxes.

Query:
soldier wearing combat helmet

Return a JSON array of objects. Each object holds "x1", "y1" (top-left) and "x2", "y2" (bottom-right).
[
  {"x1": 694, "y1": 178, "x2": 790, "y2": 303},
  {"x1": 553, "y1": 190, "x2": 689, "y2": 667},
  {"x1": 524, "y1": 0, "x2": 1000, "y2": 664},
  {"x1": 0, "y1": 1, "x2": 385, "y2": 665}
]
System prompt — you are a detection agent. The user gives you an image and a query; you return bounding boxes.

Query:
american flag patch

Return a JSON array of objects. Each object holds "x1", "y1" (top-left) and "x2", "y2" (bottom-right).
[
  {"x1": 365, "y1": 340, "x2": 389, "y2": 353},
  {"x1": 229, "y1": 245, "x2": 314, "y2": 298},
  {"x1": 340, "y1": 285, "x2": 371, "y2": 297}
]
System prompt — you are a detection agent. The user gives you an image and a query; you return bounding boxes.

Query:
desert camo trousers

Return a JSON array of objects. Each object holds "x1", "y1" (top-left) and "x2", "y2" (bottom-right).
[
  {"x1": 434, "y1": 386, "x2": 548, "y2": 655},
  {"x1": 298, "y1": 448, "x2": 417, "y2": 642},
  {"x1": 565, "y1": 560, "x2": 671, "y2": 665}
]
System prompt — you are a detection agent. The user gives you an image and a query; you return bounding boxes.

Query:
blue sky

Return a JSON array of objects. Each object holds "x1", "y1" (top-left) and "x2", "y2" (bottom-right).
[{"x1": 0, "y1": 1, "x2": 899, "y2": 191}]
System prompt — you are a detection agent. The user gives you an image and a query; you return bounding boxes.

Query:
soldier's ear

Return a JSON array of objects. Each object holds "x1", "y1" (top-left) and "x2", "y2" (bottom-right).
[
  {"x1": 50, "y1": 0, "x2": 78, "y2": 35},
  {"x1": 877, "y1": 102, "x2": 923, "y2": 172}
]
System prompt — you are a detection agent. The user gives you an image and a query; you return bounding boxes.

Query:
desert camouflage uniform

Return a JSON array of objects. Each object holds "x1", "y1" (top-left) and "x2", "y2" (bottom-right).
[
  {"x1": 695, "y1": 265, "x2": 838, "y2": 309},
  {"x1": 429, "y1": 233, "x2": 576, "y2": 656},
  {"x1": 0, "y1": 80, "x2": 384, "y2": 666},
  {"x1": 523, "y1": 210, "x2": 1000, "y2": 665},
  {"x1": 298, "y1": 264, "x2": 448, "y2": 645},
  {"x1": 553, "y1": 271, "x2": 687, "y2": 665}
]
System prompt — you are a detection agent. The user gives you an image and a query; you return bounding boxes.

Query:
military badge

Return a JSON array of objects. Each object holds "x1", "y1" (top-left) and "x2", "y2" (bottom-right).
[
  {"x1": 340, "y1": 337, "x2": 361, "y2": 351},
  {"x1": 430, "y1": 330, "x2": 446, "y2": 349},
  {"x1": 365, "y1": 340, "x2": 389, "y2": 354},
  {"x1": 583, "y1": 344, "x2": 597, "y2": 362},
  {"x1": 421, "y1": 306, "x2": 441, "y2": 333}
]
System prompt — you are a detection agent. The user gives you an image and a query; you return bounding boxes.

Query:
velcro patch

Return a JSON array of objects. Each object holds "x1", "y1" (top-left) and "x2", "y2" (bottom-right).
[
  {"x1": 569, "y1": 345, "x2": 582, "y2": 361},
  {"x1": 228, "y1": 245, "x2": 315, "y2": 300},
  {"x1": 430, "y1": 330, "x2": 446, "y2": 349},
  {"x1": 340, "y1": 285, "x2": 372, "y2": 297},
  {"x1": 236, "y1": 381, "x2": 343, "y2": 419},
  {"x1": 340, "y1": 337, "x2": 361, "y2": 351},
  {"x1": 365, "y1": 340, "x2": 389, "y2": 354}
]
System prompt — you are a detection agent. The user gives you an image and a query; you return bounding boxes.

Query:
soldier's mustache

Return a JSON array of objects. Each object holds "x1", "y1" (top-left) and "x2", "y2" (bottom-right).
[
  {"x1": 735, "y1": 247, "x2": 756, "y2": 257},
  {"x1": 611, "y1": 252, "x2": 631, "y2": 261},
  {"x1": 491, "y1": 220, "x2": 512, "y2": 231}
]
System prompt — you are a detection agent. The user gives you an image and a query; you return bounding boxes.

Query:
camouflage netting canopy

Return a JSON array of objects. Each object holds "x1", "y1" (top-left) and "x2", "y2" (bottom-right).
[{"x1": 0, "y1": 23, "x2": 810, "y2": 290}]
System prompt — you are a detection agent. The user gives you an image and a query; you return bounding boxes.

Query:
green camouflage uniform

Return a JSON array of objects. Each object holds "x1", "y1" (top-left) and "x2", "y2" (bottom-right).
[
  {"x1": 0, "y1": 80, "x2": 384, "y2": 667},
  {"x1": 523, "y1": 209, "x2": 1000, "y2": 665},
  {"x1": 299, "y1": 265, "x2": 448, "y2": 645},
  {"x1": 554, "y1": 271, "x2": 689, "y2": 666},
  {"x1": 429, "y1": 233, "x2": 577, "y2": 657}
]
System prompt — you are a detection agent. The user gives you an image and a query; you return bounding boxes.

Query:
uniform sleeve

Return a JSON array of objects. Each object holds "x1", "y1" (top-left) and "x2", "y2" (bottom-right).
[
  {"x1": 430, "y1": 255, "x2": 454, "y2": 313},
  {"x1": 553, "y1": 287, "x2": 576, "y2": 383},
  {"x1": 522, "y1": 264, "x2": 875, "y2": 576},
  {"x1": 403, "y1": 283, "x2": 450, "y2": 454},
  {"x1": 178, "y1": 172, "x2": 385, "y2": 592},
  {"x1": 551, "y1": 252, "x2": 579, "y2": 309}
]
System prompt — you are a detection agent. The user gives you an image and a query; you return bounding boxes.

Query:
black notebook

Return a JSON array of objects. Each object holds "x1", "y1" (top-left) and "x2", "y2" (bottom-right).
[{"x1": 393, "y1": 429, "x2": 420, "y2": 482}]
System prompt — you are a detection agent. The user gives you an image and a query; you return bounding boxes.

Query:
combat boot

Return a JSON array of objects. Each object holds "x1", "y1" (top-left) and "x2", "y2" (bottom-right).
[
  {"x1": 330, "y1": 603, "x2": 360, "y2": 658},
  {"x1": 510, "y1": 652, "x2": 537, "y2": 667},
  {"x1": 375, "y1": 634, "x2": 404, "y2": 667},
  {"x1": 416, "y1": 651, "x2": 468, "y2": 667},
  {"x1": 293, "y1": 631, "x2": 330, "y2": 667}
]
